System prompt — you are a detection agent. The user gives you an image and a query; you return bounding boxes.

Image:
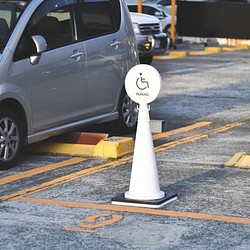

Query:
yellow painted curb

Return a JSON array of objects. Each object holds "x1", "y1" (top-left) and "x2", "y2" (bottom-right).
[
  {"x1": 30, "y1": 142, "x2": 96, "y2": 157},
  {"x1": 154, "y1": 55, "x2": 179, "y2": 60},
  {"x1": 154, "y1": 45, "x2": 245, "y2": 61},
  {"x1": 205, "y1": 47, "x2": 222, "y2": 53},
  {"x1": 188, "y1": 51, "x2": 214, "y2": 56},
  {"x1": 224, "y1": 152, "x2": 250, "y2": 169},
  {"x1": 224, "y1": 152, "x2": 247, "y2": 167},
  {"x1": 30, "y1": 137, "x2": 134, "y2": 159},
  {"x1": 222, "y1": 47, "x2": 241, "y2": 52},
  {"x1": 93, "y1": 137, "x2": 134, "y2": 158},
  {"x1": 235, "y1": 155, "x2": 250, "y2": 169},
  {"x1": 154, "y1": 51, "x2": 187, "y2": 60},
  {"x1": 168, "y1": 51, "x2": 187, "y2": 58},
  {"x1": 236, "y1": 44, "x2": 250, "y2": 50}
]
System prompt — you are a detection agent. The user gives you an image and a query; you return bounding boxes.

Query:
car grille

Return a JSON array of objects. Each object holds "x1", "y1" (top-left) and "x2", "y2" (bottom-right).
[{"x1": 139, "y1": 23, "x2": 160, "y2": 35}]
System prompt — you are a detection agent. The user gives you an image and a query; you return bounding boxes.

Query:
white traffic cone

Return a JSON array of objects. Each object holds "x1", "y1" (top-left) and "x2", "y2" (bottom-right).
[
  {"x1": 125, "y1": 103, "x2": 165, "y2": 200},
  {"x1": 111, "y1": 64, "x2": 177, "y2": 208}
]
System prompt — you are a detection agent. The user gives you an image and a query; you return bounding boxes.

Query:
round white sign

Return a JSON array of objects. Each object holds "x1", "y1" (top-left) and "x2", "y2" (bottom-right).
[{"x1": 125, "y1": 64, "x2": 162, "y2": 104}]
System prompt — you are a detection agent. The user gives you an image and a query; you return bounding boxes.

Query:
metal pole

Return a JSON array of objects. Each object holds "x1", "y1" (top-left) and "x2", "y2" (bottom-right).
[
  {"x1": 171, "y1": 0, "x2": 176, "y2": 48},
  {"x1": 137, "y1": 0, "x2": 142, "y2": 13}
]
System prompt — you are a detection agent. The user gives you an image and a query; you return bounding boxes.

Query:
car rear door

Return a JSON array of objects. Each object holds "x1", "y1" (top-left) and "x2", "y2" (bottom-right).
[{"x1": 76, "y1": 0, "x2": 127, "y2": 116}]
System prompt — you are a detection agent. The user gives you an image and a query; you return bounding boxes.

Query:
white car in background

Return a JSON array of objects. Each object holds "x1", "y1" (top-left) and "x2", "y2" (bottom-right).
[
  {"x1": 127, "y1": 3, "x2": 173, "y2": 34},
  {"x1": 144, "y1": 0, "x2": 173, "y2": 13},
  {"x1": 130, "y1": 12, "x2": 170, "y2": 64}
]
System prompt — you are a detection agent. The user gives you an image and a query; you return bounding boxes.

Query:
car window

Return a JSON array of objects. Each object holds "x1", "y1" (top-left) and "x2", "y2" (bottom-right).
[
  {"x1": 0, "y1": 13, "x2": 10, "y2": 51},
  {"x1": 0, "y1": 0, "x2": 30, "y2": 53},
  {"x1": 30, "y1": 1, "x2": 75, "y2": 50},
  {"x1": 14, "y1": 0, "x2": 75, "y2": 61},
  {"x1": 127, "y1": 5, "x2": 137, "y2": 12},
  {"x1": 143, "y1": 6, "x2": 157, "y2": 16},
  {"x1": 77, "y1": 0, "x2": 121, "y2": 41}
]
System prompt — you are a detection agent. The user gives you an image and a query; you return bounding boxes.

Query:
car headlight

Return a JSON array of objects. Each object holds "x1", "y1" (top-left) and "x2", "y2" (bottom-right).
[{"x1": 133, "y1": 23, "x2": 140, "y2": 35}]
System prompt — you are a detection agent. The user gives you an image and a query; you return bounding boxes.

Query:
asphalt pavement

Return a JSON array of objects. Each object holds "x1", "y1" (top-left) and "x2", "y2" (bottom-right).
[{"x1": 0, "y1": 44, "x2": 249, "y2": 250}]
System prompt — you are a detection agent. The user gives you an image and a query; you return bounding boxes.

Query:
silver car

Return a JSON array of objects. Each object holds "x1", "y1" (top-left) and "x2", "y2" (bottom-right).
[{"x1": 0, "y1": 0, "x2": 139, "y2": 169}]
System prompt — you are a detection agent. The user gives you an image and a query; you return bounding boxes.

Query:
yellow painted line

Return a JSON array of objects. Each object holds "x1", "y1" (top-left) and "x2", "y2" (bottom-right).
[
  {"x1": 155, "y1": 133, "x2": 207, "y2": 152},
  {"x1": 0, "y1": 156, "x2": 132, "y2": 201},
  {"x1": 0, "y1": 122, "x2": 243, "y2": 201},
  {"x1": 17, "y1": 196, "x2": 250, "y2": 225},
  {"x1": 152, "y1": 121, "x2": 212, "y2": 140},
  {"x1": 155, "y1": 122, "x2": 242, "y2": 152},
  {"x1": 208, "y1": 122, "x2": 243, "y2": 135},
  {"x1": 0, "y1": 157, "x2": 86, "y2": 186},
  {"x1": 1, "y1": 121, "x2": 209, "y2": 197}
]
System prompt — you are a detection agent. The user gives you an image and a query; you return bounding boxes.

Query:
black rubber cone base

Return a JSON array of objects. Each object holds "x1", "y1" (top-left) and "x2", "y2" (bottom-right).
[{"x1": 111, "y1": 193, "x2": 177, "y2": 208}]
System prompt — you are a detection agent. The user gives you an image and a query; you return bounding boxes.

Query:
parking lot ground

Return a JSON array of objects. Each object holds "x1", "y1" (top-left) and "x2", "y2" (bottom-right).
[
  {"x1": 0, "y1": 119, "x2": 250, "y2": 249},
  {"x1": 1, "y1": 47, "x2": 250, "y2": 249}
]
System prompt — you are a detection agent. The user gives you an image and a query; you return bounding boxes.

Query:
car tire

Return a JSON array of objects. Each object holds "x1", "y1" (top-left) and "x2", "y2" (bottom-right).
[
  {"x1": 116, "y1": 89, "x2": 138, "y2": 134},
  {"x1": 164, "y1": 25, "x2": 171, "y2": 35},
  {"x1": 139, "y1": 55, "x2": 153, "y2": 65},
  {"x1": 0, "y1": 107, "x2": 24, "y2": 170}
]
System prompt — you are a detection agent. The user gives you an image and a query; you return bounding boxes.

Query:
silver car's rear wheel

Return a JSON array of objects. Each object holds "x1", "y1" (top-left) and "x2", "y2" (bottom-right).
[
  {"x1": 122, "y1": 94, "x2": 138, "y2": 128},
  {"x1": 0, "y1": 108, "x2": 23, "y2": 170},
  {"x1": 117, "y1": 90, "x2": 138, "y2": 133}
]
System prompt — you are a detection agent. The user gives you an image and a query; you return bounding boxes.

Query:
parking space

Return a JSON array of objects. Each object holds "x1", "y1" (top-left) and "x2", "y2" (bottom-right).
[
  {"x1": 1, "y1": 46, "x2": 250, "y2": 249},
  {"x1": 1, "y1": 120, "x2": 250, "y2": 249}
]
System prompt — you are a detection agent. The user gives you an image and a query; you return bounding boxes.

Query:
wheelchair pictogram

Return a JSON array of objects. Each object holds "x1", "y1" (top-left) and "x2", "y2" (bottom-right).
[
  {"x1": 125, "y1": 64, "x2": 162, "y2": 104},
  {"x1": 136, "y1": 73, "x2": 149, "y2": 90}
]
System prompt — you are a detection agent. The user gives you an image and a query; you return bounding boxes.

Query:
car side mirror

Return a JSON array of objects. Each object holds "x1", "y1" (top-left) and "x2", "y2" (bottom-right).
[
  {"x1": 154, "y1": 11, "x2": 164, "y2": 19},
  {"x1": 30, "y1": 35, "x2": 47, "y2": 65}
]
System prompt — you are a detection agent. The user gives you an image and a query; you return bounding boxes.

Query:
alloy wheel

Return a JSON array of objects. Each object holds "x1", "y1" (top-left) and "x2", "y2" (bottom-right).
[{"x1": 0, "y1": 116, "x2": 20, "y2": 163}]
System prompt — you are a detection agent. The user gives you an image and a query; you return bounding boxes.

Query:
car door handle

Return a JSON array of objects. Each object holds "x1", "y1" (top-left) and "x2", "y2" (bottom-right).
[
  {"x1": 110, "y1": 40, "x2": 121, "y2": 49},
  {"x1": 71, "y1": 51, "x2": 83, "y2": 61}
]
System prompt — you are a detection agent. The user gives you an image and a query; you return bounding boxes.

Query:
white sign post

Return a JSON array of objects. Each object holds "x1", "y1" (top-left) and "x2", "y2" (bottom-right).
[{"x1": 112, "y1": 64, "x2": 177, "y2": 208}]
